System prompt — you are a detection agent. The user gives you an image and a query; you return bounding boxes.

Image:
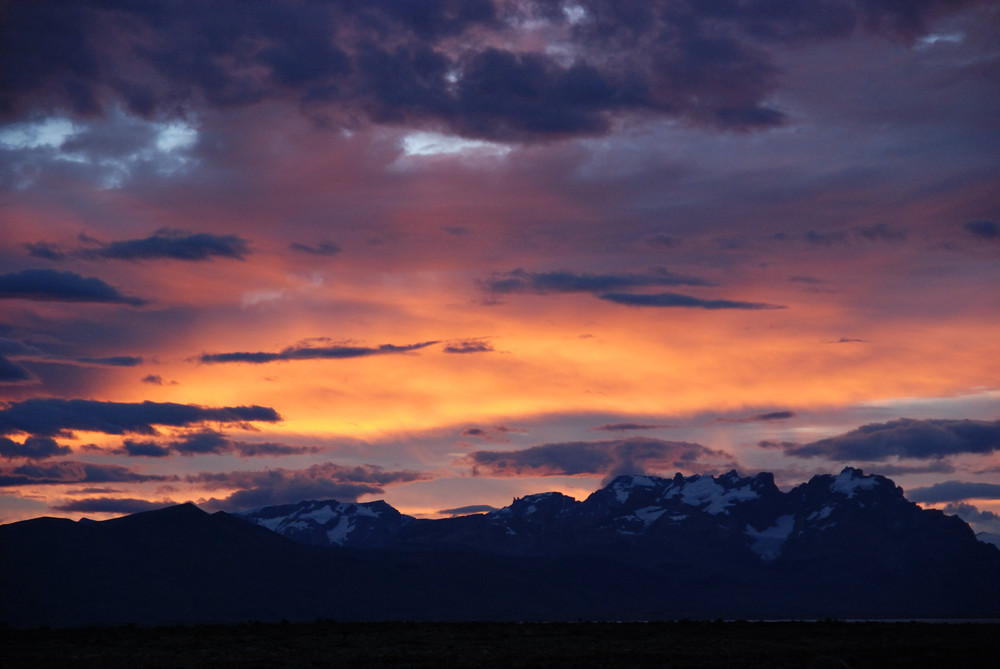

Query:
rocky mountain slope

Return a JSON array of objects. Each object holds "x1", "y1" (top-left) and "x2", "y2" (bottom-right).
[{"x1": 3, "y1": 468, "x2": 997, "y2": 627}]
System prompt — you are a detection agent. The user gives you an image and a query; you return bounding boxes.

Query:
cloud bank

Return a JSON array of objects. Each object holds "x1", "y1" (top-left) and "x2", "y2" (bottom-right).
[
  {"x1": 0, "y1": 269, "x2": 146, "y2": 305},
  {"x1": 0, "y1": 398, "x2": 281, "y2": 438},
  {"x1": 461, "y1": 436, "x2": 737, "y2": 483},
  {"x1": 780, "y1": 418, "x2": 1000, "y2": 460},
  {"x1": 192, "y1": 462, "x2": 432, "y2": 511},
  {"x1": 27, "y1": 229, "x2": 250, "y2": 262},
  {"x1": 4, "y1": 1, "x2": 972, "y2": 141}
]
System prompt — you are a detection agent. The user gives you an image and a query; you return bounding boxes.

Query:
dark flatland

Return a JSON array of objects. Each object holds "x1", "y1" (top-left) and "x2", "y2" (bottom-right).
[{"x1": 3, "y1": 620, "x2": 998, "y2": 669}]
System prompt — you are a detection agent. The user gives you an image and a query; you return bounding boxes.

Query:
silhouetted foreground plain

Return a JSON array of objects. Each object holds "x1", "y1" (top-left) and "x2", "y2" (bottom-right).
[{"x1": 3, "y1": 620, "x2": 998, "y2": 668}]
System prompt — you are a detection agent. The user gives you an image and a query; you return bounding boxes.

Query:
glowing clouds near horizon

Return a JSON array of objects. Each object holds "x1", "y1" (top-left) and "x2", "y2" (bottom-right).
[{"x1": 0, "y1": 0, "x2": 998, "y2": 527}]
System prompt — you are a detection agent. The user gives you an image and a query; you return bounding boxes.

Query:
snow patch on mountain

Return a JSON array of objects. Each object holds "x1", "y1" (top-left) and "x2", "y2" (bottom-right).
[
  {"x1": 632, "y1": 505, "x2": 670, "y2": 527},
  {"x1": 299, "y1": 505, "x2": 337, "y2": 524},
  {"x1": 610, "y1": 475, "x2": 659, "y2": 503},
  {"x1": 679, "y1": 475, "x2": 759, "y2": 514},
  {"x1": 830, "y1": 468, "x2": 880, "y2": 498},
  {"x1": 746, "y1": 515, "x2": 795, "y2": 561},
  {"x1": 807, "y1": 505, "x2": 834, "y2": 522}
]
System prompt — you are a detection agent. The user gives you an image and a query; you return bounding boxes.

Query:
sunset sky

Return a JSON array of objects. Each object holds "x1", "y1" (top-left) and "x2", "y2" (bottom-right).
[{"x1": 1, "y1": 1, "x2": 998, "y2": 534}]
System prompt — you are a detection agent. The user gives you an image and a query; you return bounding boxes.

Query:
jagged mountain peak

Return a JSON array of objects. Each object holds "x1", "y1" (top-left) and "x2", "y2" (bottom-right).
[
  {"x1": 795, "y1": 467, "x2": 905, "y2": 508},
  {"x1": 491, "y1": 491, "x2": 577, "y2": 519},
  {"x1": 238, "y1": 497, "x2": 412, "y2": 547},
  {"x1": 593, "y1": 470, "x2": 779, "y2": 516}
]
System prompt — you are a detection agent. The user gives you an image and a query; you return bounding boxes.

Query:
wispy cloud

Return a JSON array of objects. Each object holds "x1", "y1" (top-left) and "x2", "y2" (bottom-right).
[
  {"x1": 200, "y1": 340, "x2": 439, "y2": 364},
  {"x1": 27, "y1": 229, "x2": 250, "y2": 262},
  {"x1": 599, "y1": 292, "x2": 784, "y2": 310},
  {"x1": 483, "y1": 269, "x2": 710, "y2": 295}
]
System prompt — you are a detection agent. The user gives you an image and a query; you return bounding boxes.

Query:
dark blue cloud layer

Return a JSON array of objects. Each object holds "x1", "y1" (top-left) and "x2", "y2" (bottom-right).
[
  {"x1": 0, "y1": 435, "x2": 70, "y2": 460},
  {"x1": 462, "y1": 436, "x2": 736, "y2": 482},
  {"x1": 592, "y1": 423, "x2": 676, "y2": 432},
  {"x1": 0, "y1": 398, "x2": 281, "y2": 438},
  {"x1": 289, "y1": 241, "x2": 342, "y2": 256},
  {"x1": 28, "y1": 230, "x2": 250, "y2": 262},
  {"x1": 192, "y1": 462, "x2": 432, "y2": 511},
  {"x1": 0, "y1": 460, "x2": 175, "y2": 487},
  {"x1": 599, "y1": 292, "x2": 784, "y2": 310},
  {"x1": 118, "y1": 431, "x2": 318, "y2": 458},
  {"x1": 907, "y1": 481, "x2": 1000, "y2": 503},
  {"x1": 51, "y1": 497, "x2": 173, "y2": 514},
  {"x1": 484, "y1": 269, "x2": 710, "y2": 295},
  {"x1": 3, "y1": 1, "x2": 970, "y2": 139},
  {"x1": 964, "y1": 220, "x2": 999, "y2": 240},
  {"x1": 0, "y1": 269, "x2": 146, "y2": 305},
  {"x1": 443, "y1": 340, "x2": 494, "y2": 354},
  {"x1": 0, "y1": 354, "x2": 34, "y2": 383},
  {"x1": 783, "y1": 418, "x2": 1000, "y2": 460},
  {"x1": 201, "y1": 341, "x2": 439, "y2": 364}
]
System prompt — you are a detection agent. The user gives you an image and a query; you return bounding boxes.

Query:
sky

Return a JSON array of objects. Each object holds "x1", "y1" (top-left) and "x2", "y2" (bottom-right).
[{"x1": 1, "y1": 1, "x2": 999, "y2": 535}]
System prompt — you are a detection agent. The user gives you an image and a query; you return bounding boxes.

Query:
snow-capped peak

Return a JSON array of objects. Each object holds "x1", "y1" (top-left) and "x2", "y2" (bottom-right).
[
  {"x1": 238, "y1": 498, "x2": 411, "y2": 547},
  {"x1": 677, "y1": 474, "x2": 760, "y2": 515},
  {"x1": 829, "y1": 467, "x2": 881, "y2": 498}
]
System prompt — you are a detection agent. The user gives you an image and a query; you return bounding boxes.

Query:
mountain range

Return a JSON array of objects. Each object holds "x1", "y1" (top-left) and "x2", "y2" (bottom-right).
[{"x1": 2, "y1": 468, "x2": 998, "y2": 627}]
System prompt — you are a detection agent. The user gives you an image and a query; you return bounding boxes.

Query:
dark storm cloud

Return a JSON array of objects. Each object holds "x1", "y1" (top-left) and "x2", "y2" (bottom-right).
[
  {"x1": 0, "y1": 460, "x2": 175, "y2": 487},
  {"x1": 192, "y1": 462, "x2": 432, "y2": 511},
  {"x1": 8, "y1": 1, "x2": 968, "y2": 139},
  {"x1": 289, "y1": 241, "x2": 342, "y2": 256},
  {"x1": 0, "y1": 435, "x2": 70, "y2": 460},
  {"x1": 461, "y1": 436, "x2": 737, "y2": 482},
  {"x1": 599, "y1": 292, "x2": 784, "y2": 310},
  {"x1": 483, "y1": 268, "x2": 710, "y2": 295},
  {"x1": 51, "y1": 497, "x2": 174, "y2": 514},
  {"x1": 200, "y1": 340, "x2": 439, "y2": 364},
  {"x1": 907, "y1": 481, "x2": 1000, "y2": 503},
  {"x1": 439, "y1": 504, "x2": 499, "y2": 516},
  {"x1": 0, "y1": 354, "x2": 35, "y2": 383},
  {"x1": 0, "y1": 398, "x2": 281, "y2": 438},
  {"x1": 443, "y1": 340, "x2": 494, "y2": 354},
  {"x1": 964, "y1": 220, "x2": 999, "y2": 240},
  {"x1": 0, "y1": 269, "x2": 147, "y2": 305},
  {"x1": 782, "y1": 418, "x2": 1000, "y2": 460}
]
